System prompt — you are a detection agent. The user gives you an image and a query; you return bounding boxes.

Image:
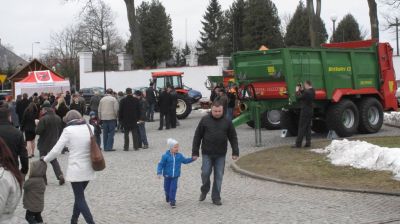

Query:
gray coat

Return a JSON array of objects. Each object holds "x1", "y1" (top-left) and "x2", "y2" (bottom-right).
[
  {"x1": 36, "y1": 109, "x2": 62, "y2": 155},
  {"x1": 23, "y1": 161, "x2": 47, "y2": 212}
]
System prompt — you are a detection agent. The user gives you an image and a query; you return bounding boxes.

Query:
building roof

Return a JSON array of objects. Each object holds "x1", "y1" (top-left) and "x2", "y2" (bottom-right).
[
  {"x1": 0, "y1": 44, "x2": 27, "y2": 71},
  {"x1": 9, "y1": 58, "x2": 64, "y2": 82}
]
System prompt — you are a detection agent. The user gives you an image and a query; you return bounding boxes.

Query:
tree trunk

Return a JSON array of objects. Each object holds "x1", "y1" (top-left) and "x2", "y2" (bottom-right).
[
  {"x1": 367, "y1": 0, "x2": 379, "y2": 40},
  {"x1": 124, "y1": 0, "x2": 143, "y2": 66},
  {"x1": 307, "y1": 0, "x2": 316, "y2": 47}
]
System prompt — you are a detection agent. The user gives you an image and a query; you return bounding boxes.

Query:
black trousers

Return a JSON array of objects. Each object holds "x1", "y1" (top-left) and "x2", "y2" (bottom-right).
[
  {"x1": 159, "y1": 112, "x2": 170, "y2": 129},
  {"x1": 26, "y1": 210, "x2": 43, "y2": 224},
  {"x1": 124, "y1": 126, "x2": 139, "y2": 150},
  {"x1": 169, "y1": 109, "x2": 176, "y2": 128},
  {"x1": 296, "y1": 111, "x2": 313, "y2": 146}
]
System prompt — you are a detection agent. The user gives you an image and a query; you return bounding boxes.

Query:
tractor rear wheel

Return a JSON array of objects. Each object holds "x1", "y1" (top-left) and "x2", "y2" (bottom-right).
[
  {"x1": 264, "y1": 110, "x2": 281, "y2": 130},
  {"x1": 357, "y1": 97, "x2": 383, "y2": 134},
  {"x1": 176, "y1": 94, "x2": 192, "y2": 119},
  {"x1": 280, "y1": 110, "x2": 299, "y2": 136},
  {"x1": 326, "y1": 99, "x2": 359, "y2": 137}
]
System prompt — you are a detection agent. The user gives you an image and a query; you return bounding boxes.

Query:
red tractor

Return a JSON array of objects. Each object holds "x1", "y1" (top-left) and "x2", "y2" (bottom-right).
[{"x1": 151, "y1": 71, "x2": 201, "y2": 119}]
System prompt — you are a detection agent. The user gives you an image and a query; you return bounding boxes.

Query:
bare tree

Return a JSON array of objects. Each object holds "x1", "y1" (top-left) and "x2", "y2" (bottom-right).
[{"x1": 307, "y1": 0, "x2": 321, "y2": 47}]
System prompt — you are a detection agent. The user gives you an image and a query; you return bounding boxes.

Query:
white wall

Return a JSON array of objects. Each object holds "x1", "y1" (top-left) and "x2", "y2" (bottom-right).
[
  {"x1": 80, "y1": 66, "x2": 222, "y2": 98},
  {"x1": 393, "y1": 56, "x2": 400, "y2": 81}
]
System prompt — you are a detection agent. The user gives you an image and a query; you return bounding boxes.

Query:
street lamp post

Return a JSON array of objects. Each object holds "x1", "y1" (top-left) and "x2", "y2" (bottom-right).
[
  {"x1": 31, "y1": 41, "x2": 40, "y2": 59},
  {"x1": 101, "y1": 44, "x2": 107, "y2": 91},
  {"x1": 330, "y1": 14, "x2": 337, "y2": 42}
]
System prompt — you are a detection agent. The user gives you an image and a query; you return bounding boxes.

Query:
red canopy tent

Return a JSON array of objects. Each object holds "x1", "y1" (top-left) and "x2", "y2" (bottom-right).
[{"x1": 14, "y1": 70, "x2": 70, "y2": 96}]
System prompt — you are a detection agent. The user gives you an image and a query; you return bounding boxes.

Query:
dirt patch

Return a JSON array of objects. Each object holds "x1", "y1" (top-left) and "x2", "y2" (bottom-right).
[{"x1": 236, "y1": 137, "x2": 400, "y2": 193}]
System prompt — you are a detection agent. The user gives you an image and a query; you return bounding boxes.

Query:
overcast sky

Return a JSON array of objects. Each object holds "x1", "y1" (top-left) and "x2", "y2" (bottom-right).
[{"x1": 0, "y1": 0, "x2": 397, "y2": 58}]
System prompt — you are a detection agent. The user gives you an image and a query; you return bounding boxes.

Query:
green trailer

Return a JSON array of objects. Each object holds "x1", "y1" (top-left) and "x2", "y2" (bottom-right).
[{"x1": 232, "y1": 40, "x2": 398, "y2": 144}]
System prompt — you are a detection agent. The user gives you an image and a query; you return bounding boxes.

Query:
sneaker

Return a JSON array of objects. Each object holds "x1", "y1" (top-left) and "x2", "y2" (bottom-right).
[
  {"x1": 212, "y1": 200, "x2": 222, "y2": 206},
  {"x1": 59, "y1": 175, "x2": 65, "y2": 186},
  {"x1": 199, "y1": 192, "x2": 207, "y2": 201},
  {"x1": 170, "y1": 202, "x2": 176, "y2": 208}
]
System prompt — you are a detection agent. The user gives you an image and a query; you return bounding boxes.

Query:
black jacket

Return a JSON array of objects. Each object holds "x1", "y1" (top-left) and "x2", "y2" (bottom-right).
[
  {"x1": 16, "y1": 98, "x2": 30, "y2": 123},
  {"x1": 118, "y1": 95, "x2": 141, "y2": 129},
  {"x1": 158, "y1": 90, "x2": 172, "y2": 114},
  {"x1": 70, "y1": 102, "x2": 85, "y2": 115},
  {"x1": 192, "y1": 114, "x2": 239, "y2": 157},
  {"x1": 296, "y1": 88, "x2": 315, "y2": 113},
  {"x1": 146, "y1": 86, "x2": 157, "y2": 104},
  {"x1": 36, "y1": 110, "x2": 62, "y2": 155},
  {"x1": 169, "y1": 90, "x2": 178, "y2": 111},
  {"x1": 21, "y1": 109, "x2": 38, "y2": 132},
  {"x1": 0, "y1": 120, "x2": 28, "y2": 174}
]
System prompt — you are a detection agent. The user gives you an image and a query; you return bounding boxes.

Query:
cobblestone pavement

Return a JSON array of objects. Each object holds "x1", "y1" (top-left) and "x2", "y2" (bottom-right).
[{"x1": 14, "y1": 111, "x2": 400, "y2": 224}]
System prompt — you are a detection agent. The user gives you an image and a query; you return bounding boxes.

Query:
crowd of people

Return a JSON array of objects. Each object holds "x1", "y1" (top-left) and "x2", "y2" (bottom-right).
[{"x1": 0, "y1": 81, "x2": 242, "y2": 223}]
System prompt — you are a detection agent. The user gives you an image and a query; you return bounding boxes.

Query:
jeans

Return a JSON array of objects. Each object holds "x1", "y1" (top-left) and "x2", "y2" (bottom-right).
[
  {"x1": 25, "y1": 210, "x2": 43, "y2": 224},
  {"x1": 164, "y1": 177, "x2": 179, "y2": 203},
  {"x1": 102, "y1": 120, "x2": 116, "y2": 151},
  {"x1": 137, "y1": 123, "x2": 148, "y2": 146},
  {"x1": 201, "y1": 154, "x2": 226, "y2": 201},
  {"x1": 226, "y1": 108, "x2": 234, "y2": 121},
  {"x1": 124, "y1": 126, "x2": 139, "y2": 150},
  {"x1": 71, "y1": 181, "x2": 95, "y2": 224},
  {"x1": 146, "y1": 103, "x2": 155, "y2": 121}
]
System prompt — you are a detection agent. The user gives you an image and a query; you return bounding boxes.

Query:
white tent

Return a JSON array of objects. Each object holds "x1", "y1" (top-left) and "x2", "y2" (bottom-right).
[{"x1": 14, "y1": 70, "x2": 70, "y2": 96}]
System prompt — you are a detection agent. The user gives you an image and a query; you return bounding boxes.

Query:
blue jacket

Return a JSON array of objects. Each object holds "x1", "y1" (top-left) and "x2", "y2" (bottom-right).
[{"x1": 157, "y1": 150, "x2": 193, "y2": 178}]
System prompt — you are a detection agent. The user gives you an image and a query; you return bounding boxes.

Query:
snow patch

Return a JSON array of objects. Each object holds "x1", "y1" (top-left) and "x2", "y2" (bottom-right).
[
  {"x1": 384, "y1": 112, "x2": 400, "y2": 127},
  {"x1": 312, "y1": 139, "x2": 400, "y2": 180}
]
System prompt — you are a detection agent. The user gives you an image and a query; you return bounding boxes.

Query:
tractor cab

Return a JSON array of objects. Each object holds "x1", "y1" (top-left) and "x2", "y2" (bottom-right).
[
  {"x1": 151, "y1": 71, "x2": 186, "y2": 93},
  {"x1": 150, "y1": 71, "x2": 193, "y2": 119}
]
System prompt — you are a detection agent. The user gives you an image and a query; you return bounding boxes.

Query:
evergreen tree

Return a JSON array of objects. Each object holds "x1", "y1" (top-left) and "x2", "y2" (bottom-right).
[
  {"x1": 332, "y1": 14, "x2": 362, "y2": 43},
  {"x1": 285, "y1": 1, "x2": 328, "y2": 47},
  {"x1": 222, "y1": 0, "x2": 246, "y2": 56},
  {"x1": 137, "y1": 0, "x2": 173, "y2": 67},
  {"x1": 197, "y1": 0, "x2": 225, "y2": 65},
  {"x1": 242, "y1": 0, "x2": 284, "y2": 50}
]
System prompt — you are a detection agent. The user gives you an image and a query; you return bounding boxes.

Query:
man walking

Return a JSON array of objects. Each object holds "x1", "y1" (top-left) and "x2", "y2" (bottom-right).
[
  {"x1": 36, "y1": 101, "x2": 65, "y2": 185},
  {"x1": 119, "y1": 88, "x2": 141, "y2": 151},
  {"x1": 293, "y1": 80, "x2": 315, "y2": 148},
  {"x1": 168, "y1": 86, "x2": 177, "y2": 128},
  {"x1": 146, "y1": 82, "x2": 157, "y2": 122},
  {"x1": 0, "y1": 105, "x2": 28, "y2": 176},
  {"x1": 98, "y1": 88, "x2": 119, "y2": 151},
  {"x1": 192, "y1": 101, "x2": 239, "y2": 206}
]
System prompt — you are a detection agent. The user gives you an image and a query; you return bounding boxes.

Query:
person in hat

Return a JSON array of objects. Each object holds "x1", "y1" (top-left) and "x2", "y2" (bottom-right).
[
  {"x1": 157, "y1": 138, "x2": 196, "y2": 208},
  {"x1": 118, "y1": 88, "x2": 141, "y2": 151},
  {"x1": 98, "y1": 88, "x2": 119, "y2": 151},
  {"x1": 36, "y1": 100, "x2": 65, "y2": 185}
]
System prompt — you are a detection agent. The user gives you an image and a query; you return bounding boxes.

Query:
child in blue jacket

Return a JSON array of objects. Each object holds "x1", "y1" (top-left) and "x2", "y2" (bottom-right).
[{"x1": 157, "y1": 138, "x2": 195, "y2": 208}]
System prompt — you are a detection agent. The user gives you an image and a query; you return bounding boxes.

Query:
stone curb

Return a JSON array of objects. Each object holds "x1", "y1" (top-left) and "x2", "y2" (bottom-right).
[
  {"x1": 231, "y1": 161, "x2": 400, "y2": 197},
  {"x1": 384, "y1": 123, "x2": 400, "y2": 129}
]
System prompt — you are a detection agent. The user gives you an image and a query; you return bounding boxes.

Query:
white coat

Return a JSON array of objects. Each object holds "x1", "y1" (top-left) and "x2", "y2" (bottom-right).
[{"x1": 44, "y1": 124, "x2": 96, "y2": 182}]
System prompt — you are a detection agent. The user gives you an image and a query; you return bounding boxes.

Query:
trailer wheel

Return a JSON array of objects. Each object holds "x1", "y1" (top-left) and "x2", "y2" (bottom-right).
[
  {"x1": 265, "y1": 110, "x2": 281, "y2": 130},
  {"x1": 311, "y1": 120, "x2": 328, "y2": 133},
  {"x1": 326, "y1": 100, "x2": 359, "y2": 137},
  {"x1": 357, "y1": 97, "x2": 383, "y2": 134},
  {"x1": 176, "y1": 95, "x2": 192, "y2": 119},
  {"x1": 280, "y1": 110, "x2": 299, "y2": 136}
]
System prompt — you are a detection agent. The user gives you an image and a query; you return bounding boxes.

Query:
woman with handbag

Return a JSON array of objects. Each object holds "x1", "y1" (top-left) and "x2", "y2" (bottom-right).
[{"x1": 42, "y1": 110, "x2": 99, "y2": 224}]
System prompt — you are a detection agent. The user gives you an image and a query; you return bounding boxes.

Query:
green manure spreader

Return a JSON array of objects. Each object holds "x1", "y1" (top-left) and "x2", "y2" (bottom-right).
[{"x1": 232, "y1": 40, "x2": 398, "y2": 144}]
